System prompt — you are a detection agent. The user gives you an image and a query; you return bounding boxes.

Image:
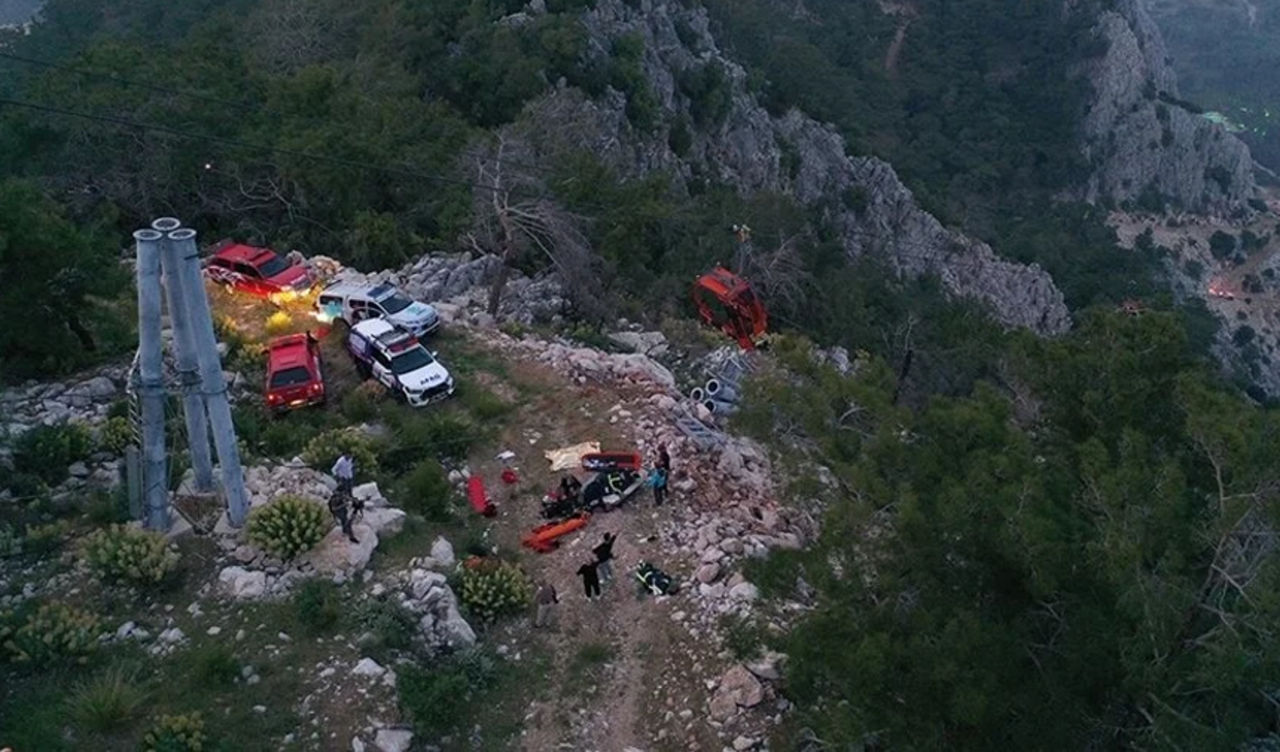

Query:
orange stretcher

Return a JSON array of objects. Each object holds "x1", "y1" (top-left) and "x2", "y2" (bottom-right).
[
  {"x1": 468, "y1": 476, "x2": 497, "y2": 517},
  {"x1": 521, "y1": 511, "x2": 591, "y2": 553}
]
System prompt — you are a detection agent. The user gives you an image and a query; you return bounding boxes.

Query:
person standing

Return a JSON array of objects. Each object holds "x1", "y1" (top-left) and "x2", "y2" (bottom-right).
[
  {"x1": 648, "y1": 465, "x2": 668, "y2": 506},
  {"x1": 593, "y1": 533, "x2": 617, "y2": 583},
  {"x1": 331, "y1": 452, "x2": 355, "y2": 494},
  {"x1": 577, "y1": 559, "x2": 601, "y2": 601},
  {"x1": 327, "y1": 489, "x2": 360, "y2": 545},
  {"x1": 657, "y1": 443, "x2": 671, "y2": 475},
  {"x1": 534, "y1": 581, "x2": 559, "y2": 627}
]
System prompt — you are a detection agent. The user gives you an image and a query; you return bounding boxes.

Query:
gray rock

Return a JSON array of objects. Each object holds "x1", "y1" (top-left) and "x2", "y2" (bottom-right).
[
  {"x1": 439, "y1": 602, "x2": 477, "y2": 649},
  {"x1": 1074, "y1": 0, "x2": 1256, "y2": 213},
  {"x1": 82, "y1": 376, "x2": 116, "y2": 399},
  {"x1": 430, "y1": 537, "x2": 456, "y2": 568},
  {"x1": 67, "y1": 462, "x2": 89, "y2": 479},
  {"x1": 218, "y1": 567, "x2": 267, "y2": 599},
  {"x1": 728, "y1": 582, "x2": 759, "y2": 602},
  {"x1": 696, "y1": 562, "x2": 721, "y2": 584},
  {"x1": 374, "y1": 729, "x2": 414, "y2": 752},
  {"x1": 352, "y1": 658, "x2": 386, "y2": 678}
]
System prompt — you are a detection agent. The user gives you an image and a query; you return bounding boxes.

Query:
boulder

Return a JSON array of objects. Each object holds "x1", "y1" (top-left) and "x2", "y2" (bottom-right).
[
  {"x1": 729, "y1": 582, "x2": 759, "y2": 602},
  {"x1": 745, "y1": 651, "x2": 787, "y2": 682},
  {"x1": 717, "y1": 665, "x2": 765, "y2": 708},
  {"x1": 374, "y1": 729, "x2": 414, "y2": 752},
  {"x1": 302, "y1": 524, "x2": 378, "y2": 574},
  {"x1": 352, "y1": 482, "x2": 385, "y2": 506},
  {"x1": 609, "y1": 330, "x2": 669, "y2": 357},
  {"x1": 438, "y1": 602, "x2": 476, "y2": 649},
  {"x1": 83, "y1": 376, "x2": 116, "y2": 399},
  {"x1": 430, "y1": 537, "x2": 456, "y2": 568},
  {"x1": 362, "y1": 507, "x2": 406, "y2": 537},
  {"x1": 218, "y1": 566, "x2": 267, "y2": 599},
  {"x1": 352, "y1": 658, "x2": 386, "y2": 678},
  {"x1": 708, "y1": 691, "x2": 739, "y2": 722},
  {"x1": 410, "y1": 570, "x2": 448, "y2": 600},
  {"x1": 696, "y1": 562, "x2": 722, "y2": 584}
]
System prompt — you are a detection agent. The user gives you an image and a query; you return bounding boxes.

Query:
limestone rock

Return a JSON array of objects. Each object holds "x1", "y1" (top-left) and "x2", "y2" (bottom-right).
[
  {"x1": 717, "y1": 665, "x2": 764, "y2": 708},
  {"x1": 430, "y1": 537, "x2": 456, "y2": 568},
  {"x1": 218, "y1": 566, "x2": 267, "y2": 599},
  {"x1": 745, "y1": 651, "x2": 787, "y2": 682},
  {"x1": 374, "y1": 729, "x2": 413, "y2": 752},
  {"x1": 352, "y1": 658, "x2": 386, "y2": 678},
  {"x1": 695, "y1": 562, "x2": 721, "y2": 584},
  {"x1": 301, "y1": 524, "x2": 378, "y2": 575}
]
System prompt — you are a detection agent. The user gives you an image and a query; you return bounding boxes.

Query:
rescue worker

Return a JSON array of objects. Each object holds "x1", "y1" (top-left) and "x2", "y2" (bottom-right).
[
  {"x1": 331, "y1": 452, "x2": 355, "y2": 494},
  {"x1": 648, "y1": 465, "x2": 668, "y2": 506},
  {"x1": 534, "y1": 581, "x2": 559, "y2": 628},
  {"x1": 593, "y1": 532, "x2": 617, "y2": 584},
  {"x1": 577, "y1": 558, "x2": 602, "y2": 601},
  {"x1": 327, "y1": 488, "x2": 360, "y2": 545}
]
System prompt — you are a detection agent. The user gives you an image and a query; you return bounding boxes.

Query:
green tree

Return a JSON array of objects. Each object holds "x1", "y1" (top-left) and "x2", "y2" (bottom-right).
[{"x1": 0, "y1": 179, "x2": 129, "y2": 377}]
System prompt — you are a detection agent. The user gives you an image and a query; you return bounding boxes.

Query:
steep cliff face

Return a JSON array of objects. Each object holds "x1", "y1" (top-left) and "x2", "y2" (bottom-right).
[
  {"x1": 523, "y1": 0, "x2": 1070, "y2": 334},
  {"x1": 1077, "y1": 0, "x2": 1257, "y2": 213}
]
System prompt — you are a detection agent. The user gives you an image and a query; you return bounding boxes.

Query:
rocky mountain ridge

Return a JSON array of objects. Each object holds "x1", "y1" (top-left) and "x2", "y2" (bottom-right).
[
  {"x1": 1076, "y1": 0, "x2": 1259, "y2": 213},
  {"x1": 516, "y1": 0, "x2": 1071, "y2": 334}
]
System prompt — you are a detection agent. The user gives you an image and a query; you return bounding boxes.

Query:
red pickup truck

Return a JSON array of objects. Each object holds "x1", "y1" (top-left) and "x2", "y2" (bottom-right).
[
  {"x1": 205, "y1": 243, "x2": 311, "y2": 301},
  {"x1": 264, "y1": 333, "x2": 325, "y2": 414}
]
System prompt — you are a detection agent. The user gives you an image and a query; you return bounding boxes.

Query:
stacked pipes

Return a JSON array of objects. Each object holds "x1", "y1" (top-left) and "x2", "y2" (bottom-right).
[{"x1": 689, "y1": 375, "x2": 742, "y2": 416}]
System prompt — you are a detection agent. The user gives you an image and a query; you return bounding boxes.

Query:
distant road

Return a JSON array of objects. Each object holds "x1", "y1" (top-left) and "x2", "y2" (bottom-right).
[{"x1": 0, "y1": 0, "x2": 41, "y2": 27}]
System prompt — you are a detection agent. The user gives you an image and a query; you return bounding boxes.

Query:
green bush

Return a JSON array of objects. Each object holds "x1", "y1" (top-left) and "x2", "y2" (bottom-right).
[
  {"x1": 380, "y1": 413, "x2": 477, "y2": 473},
  {"x1": 341, "y1": 388, "x2": 375, "y2": 422},
  {"x1": 69, "y1": 665, "x2": 146, "y2": 732},
  {"x1": 293, "y1": 579, "x2": 342, "y2": 635},
  {"x1": 0, "y1": 525, "x2": 20, "y2": 557},
  {"x1": 185, "y1": 643, "x2": 239, "y2": 687},
  {"x1": 246, "y1": 496, "x2": 329, "y2": 561},
  {"x1": 81, "y1": 526, "x2": 179, "y2": 584},
  {"x1": 460, "y1": 387, "x2": 512, "y2": 421},
  {"x1": 301, "y1": 429, "x2": 378, "y2": 479},
  {"x1": 142, "y1": 712, "x2": 207, "y2": 752},
  {"x1": 1, "y1": 602, "x2": 100, "y2": 665},
  {"x1": 24, "y1": 520, "x2": 70, "y2": 554},
  {"x1": 458, "y1": 561, "x2": 532, "y2": 623},
  {"x1": 85, "y1": 488, "x2": 130, "y2": 525},
  {"x1": 396, "y1": 460, "x2": 454, "y2": 521},
  {"x1": 97, "y1": 416, "x2": 134, "y2": 455},
  {"x1": 399, "y1": 650, "x2": 497, "y2": 736},
  {"x1": 350, "y1": 597, "x2": 416, "y2": 658},
  {"x1": 11, "y1": 421, "x2": 95, "y2": 486}
]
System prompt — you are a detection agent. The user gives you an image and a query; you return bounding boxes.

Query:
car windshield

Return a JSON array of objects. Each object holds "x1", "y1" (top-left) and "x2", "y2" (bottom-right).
[
  {"x1": 269, "y1": 366, "x2": 312, "y2": 388},
  {"x1": 378, "y1": 293, "x2": 413, "y2": 314},
  {"x1": 390, "y1": 347, "x2": 434, "y2": 375},
  {"x1": 257, "y1": 254, "x2": 290, "y2": 278}
]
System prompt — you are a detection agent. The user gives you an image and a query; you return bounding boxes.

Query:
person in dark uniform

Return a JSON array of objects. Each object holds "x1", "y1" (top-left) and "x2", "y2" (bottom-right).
[
  {"x1": 576, "y1": 559, "x2": 601, "y2": 600},
  {"x1": 593, "y1": 532, "x2": 617, "y2": 583},
  {"x1": 327, "y1": 489, "x2": 360, "y2": 544}
]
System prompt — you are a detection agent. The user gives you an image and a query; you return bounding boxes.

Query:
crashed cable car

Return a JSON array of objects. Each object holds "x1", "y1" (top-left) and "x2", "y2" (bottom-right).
[{"x1": 691, "y1": 267, "x2": 769, "y2": 350}]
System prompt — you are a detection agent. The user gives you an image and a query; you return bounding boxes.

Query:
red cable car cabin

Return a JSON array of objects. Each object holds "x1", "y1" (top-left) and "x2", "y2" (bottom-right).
[{"x1": 691, "y1": 267, "x2": 769, "y2": 350}]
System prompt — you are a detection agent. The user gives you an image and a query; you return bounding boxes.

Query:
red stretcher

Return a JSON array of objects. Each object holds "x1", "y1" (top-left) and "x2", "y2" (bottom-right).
[
  {"x1": 467, "y1": 476, "x2": 497, "y2": 517},
  {"x1": 581, "y1": 451, "x2": 642, "y2": 473},
  {"x1": 521, "y1": 512, "x2": 591, "y2": 553}
]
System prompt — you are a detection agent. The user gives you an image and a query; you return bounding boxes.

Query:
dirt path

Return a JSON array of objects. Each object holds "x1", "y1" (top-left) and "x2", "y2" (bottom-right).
[{"x1": 470, "y1": 353, "x2": 720, "y2": 752}]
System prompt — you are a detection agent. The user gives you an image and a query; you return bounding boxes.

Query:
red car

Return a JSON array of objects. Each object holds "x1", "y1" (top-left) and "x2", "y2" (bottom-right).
[
  {"x1": 205, "y1": 243, "x2": 311, "y2": 300},
  {"x1": 264, "y1": 333, "x2": 325, "y2": 414}
]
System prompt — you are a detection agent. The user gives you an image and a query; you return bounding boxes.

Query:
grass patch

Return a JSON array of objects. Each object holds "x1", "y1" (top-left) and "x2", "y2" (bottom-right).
[
  {"x1": 68, "y1": 664, "x2": 147, "y2": 733},
  {"x1": 460, "y1": 385, "x2": 513, "y2": 422},
  {"x1": 178, "y1": 642, "x2": 240, "y2": 688},
  {"x1": 348, "y1": 597, "x2": 417, "y2": 662},
  {"x1": 564, "y1": 640, "x2": 614, "y2": 699},
  {"x1": 292, "y1": 579, "x2": 342, "y2": 636},
  {"x1": 719, "y1": 613, "x2": 765, "y2": 661}
]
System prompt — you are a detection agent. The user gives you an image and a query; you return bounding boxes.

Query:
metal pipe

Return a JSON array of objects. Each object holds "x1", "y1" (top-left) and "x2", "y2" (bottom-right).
[
  {"x1": 168, "y1": 227, "x2": 250, "y2": 527},
  {"x1": 133, "y1": 228, "x2": 171, "y2": 531},
  {"x1": 155, "y1": 217, "x2": 214, "y2": 492},
  {"x1": 690, "y1": 387, "x2": 705, "y2": 403},
  {"x1": 705, "y1": 379, "x2": 739, "y2": 403},
  {"x1": 704, "y1": 398, "x2": 739, "y2": 416}
]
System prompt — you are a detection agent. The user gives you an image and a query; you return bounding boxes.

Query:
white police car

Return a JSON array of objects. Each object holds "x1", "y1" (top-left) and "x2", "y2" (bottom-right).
[
  {"x1": 317, "y1": 281, "x2": 441, "y2": 336},
  {"x1": 346, "y1": 319, "x2": 455, "y2": 406}
]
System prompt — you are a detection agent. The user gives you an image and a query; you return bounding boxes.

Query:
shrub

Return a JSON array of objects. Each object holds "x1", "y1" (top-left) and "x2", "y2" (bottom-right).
[
  {"x1": 0, "y1": 525, "x2": 20, "y2": 557},
  {"x1": 458, "y1": 561, "x2": 532, "y2": 623},
  {"x1": 142, "y1": 712, "x2": 207, "y2": 752},
  {"x1": 399, "y1": 650, "x2": 497, "y2": 736},
  {"x1": 69, "y1": 665, "x2": 146, "y2": 732},
  {"x1": 461, "y1": 387, "x2": 512, "y2": 421},
  {"x1": 341, "y1": 388, "x2": 375, "y2": 422},
  {"x1": 24, "y1": 520, "x2": 70, "y2": 553},
  {"x1": 350, "y1": 597, "x2": 416, "y2": 657},
  {"x1": 301, "y1": 429, "x2": 378, "y2": 479},
  {"x1": 184, "y1": 643, "x2": 239, "y2": 687},
  {"x1": 85, "y1": 488, "x2": 130, "y2": 525},
  {"x1": 2, "y1": 602, "x2": 100, "y2": 665},
  {"x1": 81, "y1": 526, "x2": 179, "y2": 584},
  {"x1": 293, "y1": 579, "x2": 342, "y2": 635},
  {"x1": 396, "y1": 460, "x2": 454, "y2": 521},
  {"x1": 380, "y1": 413, "x2": 477, "y2": 473},
  {"x1": 247, "y1": 495, "x2": 329, "y2": 561},
  {"x1": 1209, "y1": 230, "x2": 1237, "y2": 259},
  {"x1": 97, "y1": 416, "x2": 134, "y2": 455},
  {"x1": 11, "y1": 421, "x2": 95, "y2": 486}
]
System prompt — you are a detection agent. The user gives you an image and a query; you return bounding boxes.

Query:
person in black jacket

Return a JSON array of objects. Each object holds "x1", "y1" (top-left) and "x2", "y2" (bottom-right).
[
  {"x1": 576, "y1": 559, "x2": 601, "y2": 600},
  {"x1": 593, "y1": 532, "x2": 616, "y2": 583}
]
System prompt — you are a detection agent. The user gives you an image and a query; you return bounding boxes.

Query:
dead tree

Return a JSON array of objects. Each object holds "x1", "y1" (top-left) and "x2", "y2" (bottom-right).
[{"x1": 465, "y1": 136, "x2": 599, "y2": 319}]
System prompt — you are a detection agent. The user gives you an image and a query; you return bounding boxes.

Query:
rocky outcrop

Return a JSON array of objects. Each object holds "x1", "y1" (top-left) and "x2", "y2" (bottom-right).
[
  {"x1": 1076, "y1": 0, "x2": 1257, "y2": 212},
  {"x1": 519, "y1": 0, "x2": 1070, "y2": 333}
]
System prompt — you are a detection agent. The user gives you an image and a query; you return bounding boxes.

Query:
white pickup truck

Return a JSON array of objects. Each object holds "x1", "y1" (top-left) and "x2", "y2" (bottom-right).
[{"x1": 316, "y1": 280, "x2": 441, "y2": 336}]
